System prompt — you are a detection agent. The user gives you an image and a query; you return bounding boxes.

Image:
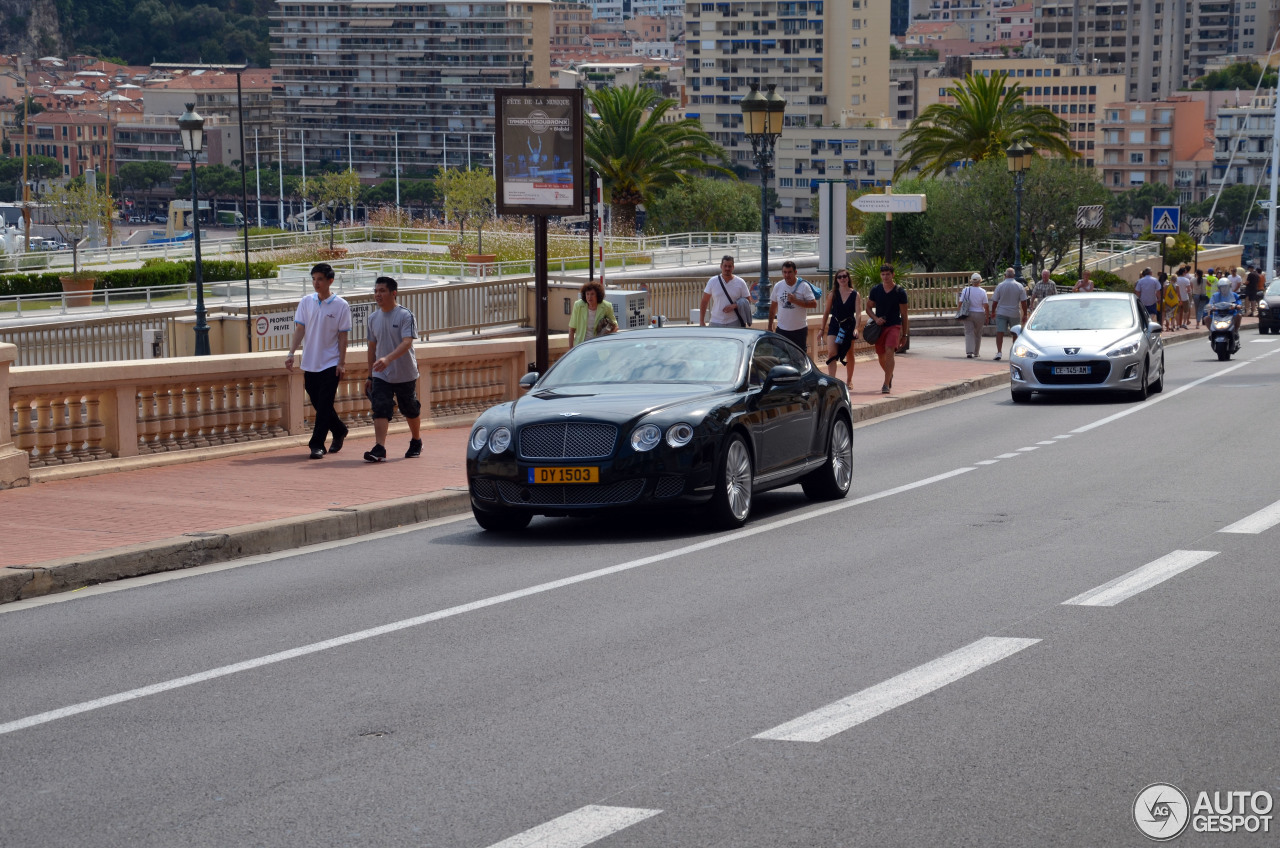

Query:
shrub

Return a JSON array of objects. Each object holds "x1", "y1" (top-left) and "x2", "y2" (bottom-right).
[{"x1": 0, "y1": 273, "x2": 62, "y2": 297}]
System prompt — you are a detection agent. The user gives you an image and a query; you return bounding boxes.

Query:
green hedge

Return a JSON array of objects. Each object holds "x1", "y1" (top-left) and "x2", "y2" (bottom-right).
[
  {"x1": 0, "y1": 273, "x2": 63, "y2": 297},
  {"x1": 0, "y1": 260, "x2": 278, "y2": 297}
]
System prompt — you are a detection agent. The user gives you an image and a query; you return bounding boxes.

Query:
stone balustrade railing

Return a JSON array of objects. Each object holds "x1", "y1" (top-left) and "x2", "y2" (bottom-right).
[{"x1": 2, "y1": 336, "x2": 563, "y2": 486}]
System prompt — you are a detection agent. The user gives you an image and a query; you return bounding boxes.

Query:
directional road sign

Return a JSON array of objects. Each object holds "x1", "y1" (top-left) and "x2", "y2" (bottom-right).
[
  {"x1": 1186, "y1": 216, "x2": 1211, "y2": 237},
  {"x1": 852, "y1": 194, "x2": 927, "y2": 214},
  {"x1": 1075, "y1": 204, "x2": 1104, "y2": 230},
  {"x1": 1151, "y1": 205, "x2": 1181, "y2": 234}
]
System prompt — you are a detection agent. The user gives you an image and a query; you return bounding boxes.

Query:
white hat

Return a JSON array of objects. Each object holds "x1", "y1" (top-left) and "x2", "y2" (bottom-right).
[{"x1": 970, "y1": 272, "x2": 983, "y2": 282}]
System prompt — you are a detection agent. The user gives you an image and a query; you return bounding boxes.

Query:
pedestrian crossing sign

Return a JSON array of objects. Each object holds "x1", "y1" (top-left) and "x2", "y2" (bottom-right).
[{"x1": 1151, "y1": 206, "x2": 1180, "y2": 234}]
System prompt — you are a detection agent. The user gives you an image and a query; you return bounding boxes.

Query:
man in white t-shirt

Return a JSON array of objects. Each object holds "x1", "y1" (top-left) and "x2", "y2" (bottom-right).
[
  {"x1": 1227, "y1": 267, "x2": 1243, "y2": 294},
  {"x1": 286, "y1": 262, "x2": 353, "y2": 459},
  {"x1": 1174, "y1": 266, "x2": 1193, "y2": 329},
  {"x1": 767, "y1": 260, "x2": 817, "y2": 350},
  {"x1": 700, "y1": 255, "x2": 754, "y2": 327}
]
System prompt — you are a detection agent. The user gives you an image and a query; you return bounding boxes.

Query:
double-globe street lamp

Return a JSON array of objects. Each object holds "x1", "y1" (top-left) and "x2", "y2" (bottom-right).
[
  {"x1": 740, "y1": 82, "x2": 786, "y2": 320},
  {"x1": 1006, "y1": 139, "x2": 1032, "y2": 282},
  {"x1": 178, "y1": 103, "x2": 210, "y2": 356}
]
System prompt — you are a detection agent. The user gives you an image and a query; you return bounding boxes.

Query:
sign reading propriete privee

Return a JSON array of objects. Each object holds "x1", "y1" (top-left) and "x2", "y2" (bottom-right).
[{"x1": 851, "y1": 194, "x2": 927, "y2": 214}]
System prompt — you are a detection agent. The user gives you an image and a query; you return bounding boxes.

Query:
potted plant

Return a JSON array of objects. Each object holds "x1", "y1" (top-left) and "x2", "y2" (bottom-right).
[
  {"x1": 46, "y1": 181, "x2": 114, "y2": 307},
  {"x1": 439, "y1": 167, "x2": 496, "y2": 269}
]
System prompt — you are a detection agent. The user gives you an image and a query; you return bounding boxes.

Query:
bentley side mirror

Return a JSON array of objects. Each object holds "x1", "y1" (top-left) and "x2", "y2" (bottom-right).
[
  {"x1": 518, "y1": 372, "x2": 539, "y2": 391},
  {"x1": 763, "y1": 364, "x2": 802, "y2": 391}
]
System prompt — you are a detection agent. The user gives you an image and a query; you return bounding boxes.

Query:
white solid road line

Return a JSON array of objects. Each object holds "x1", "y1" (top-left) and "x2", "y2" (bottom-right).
[
  {"x1": 0, "y1": 466, "x2": 976, "y2": 737},
  {"x1": 484, "y1": 805, "x2": 661, "y2": 848},
  {"x1": 1220, "y1": 498, "x2": 1280, "y2": 534},
  {"x1": 753, "y1": 637, "x2": 1040, "y2": 743},
  {"x1": 1062, "y1": 550, "x2": 1218, "y2": 607}
]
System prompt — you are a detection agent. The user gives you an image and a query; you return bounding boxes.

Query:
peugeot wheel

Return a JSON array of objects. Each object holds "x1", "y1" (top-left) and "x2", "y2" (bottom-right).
[
  {"x1": 1132, "y1": 361, "x2": 1149, "y2": 401},
  {"x1": 802, "y1": 415, "x2": 853, "y2": 501},
  {"x1": 710, "y1": 434, "x2": 753, "y2": 529}
]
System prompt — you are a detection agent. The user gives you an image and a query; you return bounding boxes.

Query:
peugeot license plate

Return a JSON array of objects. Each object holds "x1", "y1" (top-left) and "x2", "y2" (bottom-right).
[
  {"x1": 529, "y1": 467, "x2": 599, "y2": 484},
  {"x1": 1052, "y1": 365, "x2": 1091, "y2": 375}
]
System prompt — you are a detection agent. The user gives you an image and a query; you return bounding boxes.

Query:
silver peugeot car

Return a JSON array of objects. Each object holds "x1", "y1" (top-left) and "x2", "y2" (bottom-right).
[{"x1": 1008, "y1": 291, "x2": 1165, "y2": 402}]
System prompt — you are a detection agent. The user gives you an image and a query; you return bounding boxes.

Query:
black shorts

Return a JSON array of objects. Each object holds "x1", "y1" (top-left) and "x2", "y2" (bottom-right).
[{"x1": 369, "y1": 378, "x2": 421, "y2": 420}]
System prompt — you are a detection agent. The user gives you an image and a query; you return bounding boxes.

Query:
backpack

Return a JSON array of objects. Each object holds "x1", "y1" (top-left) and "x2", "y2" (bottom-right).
[{"x1": 1163, "y1": 284, "x2": 1180, "y2": 309}]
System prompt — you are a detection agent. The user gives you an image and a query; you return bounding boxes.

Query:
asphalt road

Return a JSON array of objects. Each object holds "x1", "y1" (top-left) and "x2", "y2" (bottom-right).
[{"x1": 4, "y1": 334, "x2": 1280, "y2": 847}]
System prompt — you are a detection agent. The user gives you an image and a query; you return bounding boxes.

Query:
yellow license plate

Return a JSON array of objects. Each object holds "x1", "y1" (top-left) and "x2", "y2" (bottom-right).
[{"x1": 528, "y1": 466, "x2": 599, "y2": 484}]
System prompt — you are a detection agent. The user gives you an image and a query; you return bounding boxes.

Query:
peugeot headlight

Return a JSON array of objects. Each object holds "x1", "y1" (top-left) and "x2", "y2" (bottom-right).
[
  {"x1": 1106, "y1": 338, "x2": 1141, "y2": 358},
  {"x1": 1011, "y1": 342, "x2": 1041, "y2": 359},
  {"x1": 665, "y1": 423, "x2": 694, "y2": 448},
  {"x1": 470, "y1": 426, "x2": 489, "y2": 451},
  {"x1": 630, "y1": 424, "x2": 662, "y2": 452},
  {"x1": 488, "y1": 427, "x2": 512, "y2": 454}
]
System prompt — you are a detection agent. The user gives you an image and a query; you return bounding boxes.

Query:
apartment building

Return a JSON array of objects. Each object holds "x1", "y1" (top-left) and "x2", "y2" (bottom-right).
[
  {"x1": 917, "y1": 56, "x2": 1125, "y2": 168},
  {"x1": 773, "y1": 123, "x2": 908, "y2": 230},
  {"x1": 1097, "y1": 98, "x2": 1212, "y2": 200},
  {"x1": 270, "y1": 0, "x2": 546, "y2": 179},
  {"x1": 1212, "y1": 92, "x2": 1277, "y2": 190},
  {"x1": 27, "y1": 111, "x2": 110, "y2": 178},
  {"x1": 141, "y1": 69, "x2": 277, "y2": 148},
  {"x1": 1031, "y1": 0, "x2": 1279, "y2": 99},
  {"x1": 683, "y1": 0, "x2": 890, "y2": 179},
  {"x1": 920, "y1": 0, "x2": 997, "y2": 41}
]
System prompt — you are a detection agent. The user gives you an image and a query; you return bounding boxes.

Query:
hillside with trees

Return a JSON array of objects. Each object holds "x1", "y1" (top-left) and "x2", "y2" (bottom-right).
[{"x1": 1, "y1": 0, "x2": 274, "y2": 67}]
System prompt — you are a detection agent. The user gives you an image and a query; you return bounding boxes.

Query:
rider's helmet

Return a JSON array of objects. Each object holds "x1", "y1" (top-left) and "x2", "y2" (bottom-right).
[{"x1": 1218, "y1": 279, "x2": 1232, "y2": 291}]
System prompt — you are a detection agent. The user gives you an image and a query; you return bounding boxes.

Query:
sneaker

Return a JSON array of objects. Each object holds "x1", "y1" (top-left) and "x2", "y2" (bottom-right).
[
  {"x1": 993, "y1": 353, "x2": 1002, "y2": 361},
  {"x1": 363, "y1": 444, "x2": 387, "y2": 463},
  {"x1": 966, "y1": 353, "x2": 974, "y2": 358},
  {"x1": 405, "y1": 439, "x2": 422, "y2": 458}
]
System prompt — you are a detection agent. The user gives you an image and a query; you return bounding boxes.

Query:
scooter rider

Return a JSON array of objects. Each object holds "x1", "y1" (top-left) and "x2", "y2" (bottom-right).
[{"x1": 1208, "y1": 278, "x2": 1242, "y2": 331}]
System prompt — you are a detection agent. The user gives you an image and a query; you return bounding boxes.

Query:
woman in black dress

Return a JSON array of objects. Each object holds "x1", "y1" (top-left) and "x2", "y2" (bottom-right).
[{"x1": 820, "y1": 269, "x2": 859, "y2": 387}]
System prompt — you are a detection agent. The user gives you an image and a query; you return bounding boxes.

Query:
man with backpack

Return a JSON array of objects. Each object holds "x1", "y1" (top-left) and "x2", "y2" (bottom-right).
[{"x1": 700, "y1": 255, "x2": 754, "y2": 328}]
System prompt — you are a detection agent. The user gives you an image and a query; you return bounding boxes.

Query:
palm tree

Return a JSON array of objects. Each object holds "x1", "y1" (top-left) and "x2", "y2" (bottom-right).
[
  {"x1": 895, "y1": 71, "x2": 1075, "y2": 179},
  {"x1": 584, "y1": 85, "x2": 731, "y2": 233}
]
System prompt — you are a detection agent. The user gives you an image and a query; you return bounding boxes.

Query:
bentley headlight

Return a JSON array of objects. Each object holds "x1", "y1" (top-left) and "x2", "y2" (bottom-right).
[
  {"x1": 1260, "y1": 299, "x2": 1270, "y2": 310},
  {"x1": 488, "y1": 427, "x2": 512, "y2": 454},
  {"x1": 1106, "y1": 338, "x2": 1141, "y2": 358},
  {"x1": 1012, "y1": 342, "x2": 1041, "y2": 359},
  {"x1": 665, "y1": 423, "x2": 694, "y2": 448},
  {"x1": 470, "y1": 426, "x2": 489, "y2": 451},
  {"x1": 630, "y1": 424, "x2": 662, "y2": 452}
]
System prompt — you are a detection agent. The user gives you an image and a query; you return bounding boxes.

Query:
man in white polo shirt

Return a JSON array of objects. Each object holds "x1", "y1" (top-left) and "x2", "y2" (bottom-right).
[{"x1": 286, "y1": 262, "x2": 353, "y2": 460}]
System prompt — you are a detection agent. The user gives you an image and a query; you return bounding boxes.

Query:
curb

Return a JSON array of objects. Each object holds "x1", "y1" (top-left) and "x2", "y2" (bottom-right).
[{"x1": 1, "y1": 489, "x2": 472, "y2": 604}]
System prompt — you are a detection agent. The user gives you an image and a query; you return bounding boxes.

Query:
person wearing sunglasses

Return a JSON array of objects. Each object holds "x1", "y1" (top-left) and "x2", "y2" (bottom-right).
[{"x1": 820, "y1": 269, "x2": 859, "y2": 387}]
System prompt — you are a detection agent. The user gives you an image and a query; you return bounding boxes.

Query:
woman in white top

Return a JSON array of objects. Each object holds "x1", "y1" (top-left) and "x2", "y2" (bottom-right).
[
  {"x1": 1073, "y1": 271, "x2": 1095, "y2": 292},
  {"x1": 958, "y1": 273, "x2": 991, "y2": 358}
]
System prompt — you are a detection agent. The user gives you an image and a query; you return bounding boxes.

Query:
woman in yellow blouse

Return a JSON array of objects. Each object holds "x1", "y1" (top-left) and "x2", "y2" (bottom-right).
[{"x1": 567, "y1": 280, "x2": 619, "y2": 346}]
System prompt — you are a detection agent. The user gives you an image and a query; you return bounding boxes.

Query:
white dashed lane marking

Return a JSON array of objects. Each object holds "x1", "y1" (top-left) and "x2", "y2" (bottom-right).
[
  {"x1": 995, "y1": 453, "x2": 1021, "y2": 459},
  {"x1": 1062, "y1": 550, "x2": 1218, "y2": 607},
  {"x1": 754, "y1": 637, "x2": 1041, "y2": 743},
  {"x1": 975, "y1": 460, "x2": 999, "y2": 466},
  {"x1": 1016, "y1": 446, "x2": 1039, "y2": 452},
  {"x1": 484, "y1": 806, "x2": 662, "y2": 848},
  {"x1": 1219, "y1": 498, "x2": 1280, "y2": 534},
  {"x1": 1037, "y1": 440, "x2": 1057, "y2": 445}
]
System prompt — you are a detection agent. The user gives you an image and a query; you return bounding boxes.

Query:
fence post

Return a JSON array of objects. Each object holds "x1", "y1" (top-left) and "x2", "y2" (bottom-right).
[
  {"x1": 99, "y1": 383, "x2": 139, "y2": 458},
  {"x1": 0, "y1": 343, "x2": 31, "y2": 488},
  {"x1": 281, "y1": 369, "x2": 307, "y2": 435}
]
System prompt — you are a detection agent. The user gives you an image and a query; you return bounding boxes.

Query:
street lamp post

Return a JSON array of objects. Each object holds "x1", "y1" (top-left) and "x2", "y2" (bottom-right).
[
  {"x1": 1005, "y1": 140, "x2": 1032, "y2": 282},
  {"x1": 178, "y1": 103, "x2": 210, "y2": 356},
  {"x1": 740, "y1": 82, "x2": 785, "y2": 320}
]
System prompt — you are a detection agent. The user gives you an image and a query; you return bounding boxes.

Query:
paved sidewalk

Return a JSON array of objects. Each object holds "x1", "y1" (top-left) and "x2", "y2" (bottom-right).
[{"x1": 0, "y1": 324, "x2": 1217, "y2": 601}]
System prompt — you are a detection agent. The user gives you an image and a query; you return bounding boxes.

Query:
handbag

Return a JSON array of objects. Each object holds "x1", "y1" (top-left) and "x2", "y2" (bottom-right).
[
  {"x1": 717, "y1": 275, "x2": 752, "y2": 327},
  {"x1": 862, "y1": 318, "x2": 882, "y2": 344},
  {"x1": 954, "y1": 286, "x2": 972, "y2": 321}
]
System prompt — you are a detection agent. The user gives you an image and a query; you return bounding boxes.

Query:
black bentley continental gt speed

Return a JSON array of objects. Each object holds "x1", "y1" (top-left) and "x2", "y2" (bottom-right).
[{"x1": 466, "y1": 328, "x2": 854, "y2": 531}]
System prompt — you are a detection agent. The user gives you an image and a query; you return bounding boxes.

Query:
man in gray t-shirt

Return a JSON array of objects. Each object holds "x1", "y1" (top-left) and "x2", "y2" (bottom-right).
[
  {"x1": 990, "y1": 267, "x2": 1028, "y2": 361},
  {"x1": 363, "y1": 276, "x2": 423, "y2": 462}
]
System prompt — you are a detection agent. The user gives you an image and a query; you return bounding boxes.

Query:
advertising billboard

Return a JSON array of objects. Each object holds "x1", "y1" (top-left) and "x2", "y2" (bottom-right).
[{"x1": 495, "y1": 88, "x2": 584, "y2": 217}]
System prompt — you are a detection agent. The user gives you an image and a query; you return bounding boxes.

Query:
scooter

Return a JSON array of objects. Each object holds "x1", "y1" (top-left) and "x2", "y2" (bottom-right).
[{"x1": 1206, "y1": 301, "x2": 1242, "y2": 361}]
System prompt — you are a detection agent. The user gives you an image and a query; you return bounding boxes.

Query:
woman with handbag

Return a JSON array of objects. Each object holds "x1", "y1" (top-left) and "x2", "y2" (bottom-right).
[
  {"x1": 567, "y1": 280, "x2": 619, "y2": 347},
  {"x1": 821, "y1": 269, "x2": 860, "y2": 386},
  {"x1": 958, "y1": 273, "x2": 990, "y2": 359}
]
